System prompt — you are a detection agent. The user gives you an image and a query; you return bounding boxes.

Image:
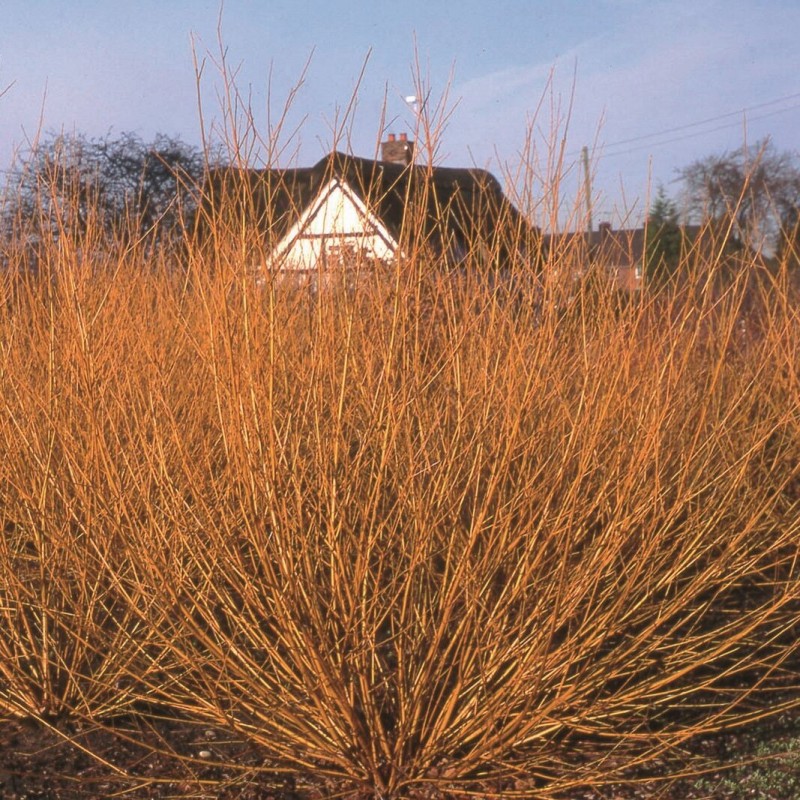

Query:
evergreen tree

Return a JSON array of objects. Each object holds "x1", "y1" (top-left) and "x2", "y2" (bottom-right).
[
  {"x1": 778, "y1": 208, "x2": 800, "y2": 272},
  {"x1": 644, "y1": 185, "x2": 683, "y2": 284}
]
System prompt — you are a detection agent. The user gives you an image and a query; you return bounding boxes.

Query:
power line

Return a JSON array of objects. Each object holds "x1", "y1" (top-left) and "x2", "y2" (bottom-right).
[
  {"x1": 603, "y1": 91, "x2": 800, "y2": 150},
  {"x1": 567, "y1": 91, "x2": 800, "y2": 160},
  {"x1": 598, "y1": 101, "x2": 800, "y2": 161}
]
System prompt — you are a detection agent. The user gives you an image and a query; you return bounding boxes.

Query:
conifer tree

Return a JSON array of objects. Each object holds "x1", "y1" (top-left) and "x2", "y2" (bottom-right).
[{"x1": 644, "y1": 185, "x2": 683, "y2": 284}]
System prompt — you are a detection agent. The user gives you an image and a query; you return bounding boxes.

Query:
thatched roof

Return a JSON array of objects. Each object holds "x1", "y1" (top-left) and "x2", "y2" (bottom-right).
[{"x1": 196, "y1": 151, "x2": 538, "y2": 268}]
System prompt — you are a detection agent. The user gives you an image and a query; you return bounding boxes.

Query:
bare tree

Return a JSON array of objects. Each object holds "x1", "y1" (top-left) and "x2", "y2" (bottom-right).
[
  {"x1": 2, "y1": 131, "x2": 208, "y2": 250},
  {"x1": 677, "y1": 138, "x2": 800, "y2": 255}
]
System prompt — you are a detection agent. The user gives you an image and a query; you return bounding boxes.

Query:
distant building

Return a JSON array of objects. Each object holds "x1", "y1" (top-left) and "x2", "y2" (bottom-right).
[
  {"x1": 544, "y1": 223, "x2": 647, "y2": 291},
  {"x1": 543, "y1": 222, "x2": 709, "y2": 292},
  {"x1": 196, "y1": 136, "x2": 538, "y2": 280},
  {"x1": 592, "y1": 222, "x2": 647, "y2": 291}
]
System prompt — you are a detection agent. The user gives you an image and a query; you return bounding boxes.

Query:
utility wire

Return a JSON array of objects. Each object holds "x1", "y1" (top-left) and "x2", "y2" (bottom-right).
[
  {"x1": 566, "y1": 91, "x2": 800, "y2": 160},
  {"x1": 598, "y1": 101, "x2": 800, "y2": 161},
  {"x1": 601, "y1": 91, "x2": 800, "y2": 150}
]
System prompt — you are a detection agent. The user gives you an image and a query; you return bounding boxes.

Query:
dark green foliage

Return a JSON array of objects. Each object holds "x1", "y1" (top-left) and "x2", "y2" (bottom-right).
[
  {"x1": 644, "y1": 185, "x2": 684, "y2": 284},
  {"x1": 778, "y1": 208, "x2": 800, "y2": 271},
  {"x1": 689, "y1": 714, "x2": 800, "y2": 800}
]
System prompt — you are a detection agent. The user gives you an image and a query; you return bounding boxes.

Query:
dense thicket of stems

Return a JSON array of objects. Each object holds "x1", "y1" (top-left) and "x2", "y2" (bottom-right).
[{"x1": 0, "y1": 82, "x2": 798, "y2": 797}]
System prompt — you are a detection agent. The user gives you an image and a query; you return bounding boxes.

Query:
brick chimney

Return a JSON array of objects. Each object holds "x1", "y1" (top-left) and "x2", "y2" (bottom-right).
[{"x1": 381, "y1": 131, "x2": 414, "y2": 166}]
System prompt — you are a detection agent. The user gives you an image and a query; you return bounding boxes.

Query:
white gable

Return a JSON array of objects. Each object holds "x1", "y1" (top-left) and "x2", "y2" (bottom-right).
[{"x1": 271, "y1": 178, "x2": 398, "y2": 273}]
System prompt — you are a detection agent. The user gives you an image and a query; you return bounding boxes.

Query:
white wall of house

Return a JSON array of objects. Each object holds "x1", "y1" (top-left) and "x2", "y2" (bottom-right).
[{"x1": 271, "y1": 179, "x2": 398, "y2": 273}]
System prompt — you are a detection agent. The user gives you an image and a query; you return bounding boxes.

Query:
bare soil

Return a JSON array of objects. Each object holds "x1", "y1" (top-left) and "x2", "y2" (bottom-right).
[
  {"x1": 0, "y1": 712, "x2": 294, "y2": 799},
  {"x1": 2, "y1": 706, "x2": 799, "y2": 799}
]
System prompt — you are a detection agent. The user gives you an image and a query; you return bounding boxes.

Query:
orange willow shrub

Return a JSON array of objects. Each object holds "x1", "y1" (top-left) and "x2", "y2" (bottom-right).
[
  {"x1": 135, "y1": 243, "x2": 799, "y2": 795},
  {"x1": 0, "y1": 159, "x2": 799, "y2": 799},
  {"x1": 0, "y1": 223, "x2": 189, "y2": 719}
]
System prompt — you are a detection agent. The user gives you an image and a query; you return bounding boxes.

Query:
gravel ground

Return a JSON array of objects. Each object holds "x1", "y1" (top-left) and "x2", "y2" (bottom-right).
[
  {"x1": 0, "y1": 713, "x2": 294, "y2": 799},
  {"x1": 2, "y1": 708, "x2": 799, "y2": 799}
]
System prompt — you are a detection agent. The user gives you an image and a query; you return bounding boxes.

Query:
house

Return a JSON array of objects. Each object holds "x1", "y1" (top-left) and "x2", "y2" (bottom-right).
[
  {"x1": 543, "y1": 221, "x2": 712, "y2": 291},
  {"x1": 195, "y1": 134, "x2": 538, "y2": 280},
  {"x1": 592, "y1": 223, "x2": 648, "y2": 291},
  {"x1": 543, "y1": 223, "x2": 648, "y2": 292}
]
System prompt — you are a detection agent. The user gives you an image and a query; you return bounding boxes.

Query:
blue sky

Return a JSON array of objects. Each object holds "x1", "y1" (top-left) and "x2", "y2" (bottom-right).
[{"x1": 2, "y1": 0, "x2": 798, "y2": 228}]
